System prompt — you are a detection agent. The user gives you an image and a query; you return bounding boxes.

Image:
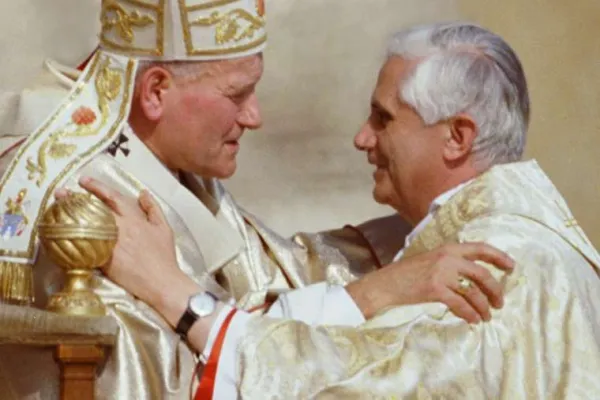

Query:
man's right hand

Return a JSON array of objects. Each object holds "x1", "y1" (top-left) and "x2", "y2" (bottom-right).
[{"x1": 345, "y1": 243, "x2": 514, "y2": 323}]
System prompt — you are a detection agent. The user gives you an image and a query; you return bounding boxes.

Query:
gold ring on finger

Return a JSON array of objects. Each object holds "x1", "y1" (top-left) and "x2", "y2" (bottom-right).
[{"x1": 457, "y1": 276, "x2": 474, "y2": 295}]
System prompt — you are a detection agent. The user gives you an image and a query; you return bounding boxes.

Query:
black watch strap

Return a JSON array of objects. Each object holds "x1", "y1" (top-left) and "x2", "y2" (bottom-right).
[
  {"x1": 175, "y1": 308, "x2": 197, "y2": 340},
  {"x1": 175, "y1": 292, "x2": 218, "y2": 340}
]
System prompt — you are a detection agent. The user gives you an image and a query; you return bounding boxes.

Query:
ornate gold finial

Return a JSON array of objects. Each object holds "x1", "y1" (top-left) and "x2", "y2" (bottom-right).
[{"x1": 38, "y1": 192, "x2": 118, "y2": 317}]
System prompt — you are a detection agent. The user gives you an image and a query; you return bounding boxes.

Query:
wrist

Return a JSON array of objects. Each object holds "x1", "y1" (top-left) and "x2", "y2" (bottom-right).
[
  {"x1": 346, "y1": 275, "x2": 382, "y2": 319},
  {"x1": 152, "y1": 271, "x2": 201, "y2": 327},
  {"x1": 152, "y1": 272, "x2": 227, "y2": 352}
]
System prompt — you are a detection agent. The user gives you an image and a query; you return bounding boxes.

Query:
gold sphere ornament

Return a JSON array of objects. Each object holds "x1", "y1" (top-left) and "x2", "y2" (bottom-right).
[{"x1": 38, "y1": 192, "x2": 118, "y2": 317}]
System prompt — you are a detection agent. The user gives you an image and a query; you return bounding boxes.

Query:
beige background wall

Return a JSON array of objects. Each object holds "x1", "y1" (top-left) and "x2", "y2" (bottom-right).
[
  {"x1": 226, "y1": 0, "x2": 461, "y2": 234},
  {"x1": 226, "y1": 0, "x2": 600, "y2": 247},
  {"x1": 458, "y1": 0, "x2": 600, "y2": 246}
]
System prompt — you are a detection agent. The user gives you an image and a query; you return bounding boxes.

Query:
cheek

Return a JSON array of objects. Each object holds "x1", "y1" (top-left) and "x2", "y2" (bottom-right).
[
  {"x1": 379, "y1": 129, "x2": 407, "y2": 178},
  {"x1": 180, "y1": 93, "x2": 237, "y2": 134}
]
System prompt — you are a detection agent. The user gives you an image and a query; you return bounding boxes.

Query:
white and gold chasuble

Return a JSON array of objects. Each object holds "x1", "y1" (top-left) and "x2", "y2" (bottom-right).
[
  {"x1": 234, "y1": 160, "x2": 600, "y2": 399},
  {"x1": 0, "y1": 121, "x2": 366, "y2": 400},
  {"x1": 0, "y1": 59, "x2": 405, "y2": 399}
]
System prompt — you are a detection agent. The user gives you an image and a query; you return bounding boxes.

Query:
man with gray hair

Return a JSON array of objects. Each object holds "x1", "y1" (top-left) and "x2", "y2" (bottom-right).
[{"x1": 84, "y1": 21, "x2": 600, "y2": 398}]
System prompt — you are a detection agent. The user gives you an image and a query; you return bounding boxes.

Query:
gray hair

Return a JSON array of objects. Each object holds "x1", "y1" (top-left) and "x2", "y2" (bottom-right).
[
  {"x1": 387, "y1": 22, "x2": 530, "y2": 168},
  {"x1": 135, "y1": 60, "x2": 209, "y2": 83}
]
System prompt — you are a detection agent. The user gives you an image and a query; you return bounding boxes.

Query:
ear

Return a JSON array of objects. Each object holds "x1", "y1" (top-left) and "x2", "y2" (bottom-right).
[
  {"x1": 442, "y1": 113, "x2": 477, "y2": 162},
  {"x1": 136, "y1": 66, "x2": 175, "y2": 122}
]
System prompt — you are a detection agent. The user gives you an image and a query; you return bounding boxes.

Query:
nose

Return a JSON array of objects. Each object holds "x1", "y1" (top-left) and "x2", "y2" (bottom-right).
[
  {"x1": 354, "y1": 122, "x2": 377, "y2": 151},
  {"x1": 238, "y1": 93, "x2": 263, "y2": 129}
]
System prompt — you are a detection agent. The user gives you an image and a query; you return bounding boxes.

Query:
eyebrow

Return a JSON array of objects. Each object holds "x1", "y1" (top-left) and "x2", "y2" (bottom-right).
[
  {"x1": 371, "y1": 98, "x2": 394, "y2": 116},
  {"x1": 225, "y1": 81, "x2": 253, "y2": 96}
]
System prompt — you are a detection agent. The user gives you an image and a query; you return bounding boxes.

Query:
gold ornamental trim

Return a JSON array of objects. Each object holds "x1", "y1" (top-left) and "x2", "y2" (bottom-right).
[
  {"x1": 0, "y1": 261, "x2": 34, "y2": 304},
  {"x1": 187, "y1": 0, "x2": 238, "y2": 12},
  {"x1": 100, "y1": 0, "x2": 166, "y2": 57},
  {"x1": 178, "y1": 0, "x2": 266, "y2": 56},
  {"x1": 37, "y1": 226, "x2": 119, "y2": 241},
  {"x1": 0, "y1": 53, "x2": 135, "y2": 259},
  {"x1": 190, "y1": 8, "x2": 264, "y2": 45},
  {"x1": 26, "y1": 57, "x2": 123, "y2": 187}
]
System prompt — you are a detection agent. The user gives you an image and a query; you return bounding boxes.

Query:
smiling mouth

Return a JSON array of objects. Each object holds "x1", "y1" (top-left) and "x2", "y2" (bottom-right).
[{"x1": 224, "y1": 140, "x2": 240, "y2": 153}]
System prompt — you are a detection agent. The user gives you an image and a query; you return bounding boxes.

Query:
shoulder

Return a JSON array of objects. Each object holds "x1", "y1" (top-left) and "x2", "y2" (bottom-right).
[
  {"x1": 458, "y1": 214, "x2": 595, "y2": 301},
  {"x1": 460, "y1": 214, "x2": 573, "y2": 264}
]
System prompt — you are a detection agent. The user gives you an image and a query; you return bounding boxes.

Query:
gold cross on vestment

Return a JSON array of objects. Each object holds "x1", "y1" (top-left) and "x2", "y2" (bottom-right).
[
  {"x1": 563, "y1": 215, "x2": 590, "y2": 245},
  {"x1": 565, "y1": 217, "x2": 579, "y2": 228},
  {"x1": 553, "y1": 200, "x2": 590, "y2": 244}
]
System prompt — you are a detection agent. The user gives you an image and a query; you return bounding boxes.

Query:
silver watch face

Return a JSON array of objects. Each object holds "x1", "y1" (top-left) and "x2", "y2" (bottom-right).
[{"x1": 189, "y1": 292, "x2": 217, "y2": 318}]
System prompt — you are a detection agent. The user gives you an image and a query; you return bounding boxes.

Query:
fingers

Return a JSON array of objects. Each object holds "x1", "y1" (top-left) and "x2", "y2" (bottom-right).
[
  {"x1": 139, "y1": 190, "x2": 168, "y2": 226},
  {"x1": 461, "y1": 263, "x2": 504, "y2": 309},
  {"x1": 436, "y1": 258, "x2": 494, "y2": 322},
  {"x1": 438, "y1": 290, "x2": 481, "y2": 324},
  {"x1": 54, "y1": 187, "x2": 72, "y2": 200},
  {"x1": 451, "y1": 242, "x2": 515, "y2": 273},
  {"x1": 454, "y1": 278, "x2": 492, "y2": 321},
  {"x1": 79, "y1": 176, "x2": 123, "y2": 215}
]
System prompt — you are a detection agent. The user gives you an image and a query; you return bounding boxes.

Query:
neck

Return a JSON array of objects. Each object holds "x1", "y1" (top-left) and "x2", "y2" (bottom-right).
[{"x1": 401, "y1": 168, "x2": 479, "y2": 226}]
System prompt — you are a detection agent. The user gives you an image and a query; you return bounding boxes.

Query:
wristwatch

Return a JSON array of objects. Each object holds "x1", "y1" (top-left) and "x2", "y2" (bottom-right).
[{"x1": 175, "y1": 292, "x2": 218, "y2": 340}]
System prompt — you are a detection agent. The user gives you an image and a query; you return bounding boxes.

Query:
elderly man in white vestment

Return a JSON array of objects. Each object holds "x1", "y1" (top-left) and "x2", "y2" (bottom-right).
[
  {"x1": 0, "y1": 2, "x2": 514, "y2": 399},
  {"x1": 84, "y1": 21, "x2": 600, "y2": 398}
]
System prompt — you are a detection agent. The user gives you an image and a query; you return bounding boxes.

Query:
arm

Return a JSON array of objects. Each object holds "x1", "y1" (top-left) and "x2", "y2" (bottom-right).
[
  {"x1": 66, "y1": 177, "x2": 599, "y2": 398},
  {"x1": 224, "y1": 221, "x2": 600, "y2": 398},
  {"x1": 71, "y1": 177, "x2": 527, "y2": 398},
  {"x1": 73, "y1": 177, "x2": 512, "y2": 348}
]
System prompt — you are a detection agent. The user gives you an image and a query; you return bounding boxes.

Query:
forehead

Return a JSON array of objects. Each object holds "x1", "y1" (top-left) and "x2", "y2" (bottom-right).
[
  {"x1": 214, "y1": 54, "x2": 264, "y2": 88},
  {"x1": 372, "y1": 56, "x2": 414, "y2": 107}
]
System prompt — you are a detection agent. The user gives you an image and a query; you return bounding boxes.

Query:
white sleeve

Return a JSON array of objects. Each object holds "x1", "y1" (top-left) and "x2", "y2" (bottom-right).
[
  {"x1": 265, "y1": 282, "x2": 365, "y2": 325},
  {"x1": 202, "y1": 283, "x2": 365, "y2": 398}
]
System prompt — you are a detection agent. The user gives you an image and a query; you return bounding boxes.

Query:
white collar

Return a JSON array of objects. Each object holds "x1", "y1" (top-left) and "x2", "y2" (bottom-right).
[{"x1": 393, "y1": 180, "x2": 473, "y2": 262}]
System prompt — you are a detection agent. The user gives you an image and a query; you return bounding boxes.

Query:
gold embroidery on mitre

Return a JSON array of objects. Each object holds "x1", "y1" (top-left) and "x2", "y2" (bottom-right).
[
  {"x1": 187, "y1": 0, "x2": 238, "y2": 11},
  {"x1": 179, "y1": 0, "x2": 266, "y2": 56},
  {"x1": 102, "y1": 2, "x2": 155, "y2": 43},
  {"x1": 26, "y1": 58, "x2": 123, "y2": 187},
  {"x1": 190, "y1": 9, "x2": 264, "y2": 44},
  {"x1": 100, "y1": 0, "x2": 165, "y2": 56}
]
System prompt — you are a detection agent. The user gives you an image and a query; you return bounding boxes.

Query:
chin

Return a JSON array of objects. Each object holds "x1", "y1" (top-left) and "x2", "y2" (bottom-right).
[
  {"x1": 191, "y1": 159, "x2": 237, "y2": 179},
  {"x1": 372, "y1": 185, "x2": 390, "y2": 205},
  {"x1": 213, "y1": 161, "x2": 237, "y2": 179},
  {"x1": 373, "y1": 175, "x2": 405, "y2": 208}
]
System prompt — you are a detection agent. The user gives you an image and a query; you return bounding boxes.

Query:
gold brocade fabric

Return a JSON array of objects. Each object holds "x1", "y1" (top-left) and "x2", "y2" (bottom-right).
[
  {"x1": 291, "y1": 213, "x2": 409, "y2": 284},
  {"x1": 0, "y1": 150, "x2": 229, "y2": 400},
  {"x1": 0, "y1": 49, "x2": 408, "y2": 399},
  {"x1": 0, "y1": 126, "x2": 396, "y2": 399},
  {"x1": 236, "y1": 160, "x2": 600, "y2": 399}
]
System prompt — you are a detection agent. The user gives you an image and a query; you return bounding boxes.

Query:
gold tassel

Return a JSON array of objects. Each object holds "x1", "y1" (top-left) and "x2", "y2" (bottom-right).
[{"x1": 0, "y1": 261, "x2": 34, "y2": 305}]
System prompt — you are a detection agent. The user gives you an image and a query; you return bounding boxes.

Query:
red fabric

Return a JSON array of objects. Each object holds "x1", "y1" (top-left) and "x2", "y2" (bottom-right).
[
  {"x1": 248, "y1": 301, "x2": 273, "y2": 313},
  {"x1": 194, "y1": 308, "x2": 238, "y2": 400},
  {"x1": 0, "y1": 138, "x2": 26, "y2": 160},
  {"x1": 76, "y1": 47, "x2": 98, "y2": 71}
]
